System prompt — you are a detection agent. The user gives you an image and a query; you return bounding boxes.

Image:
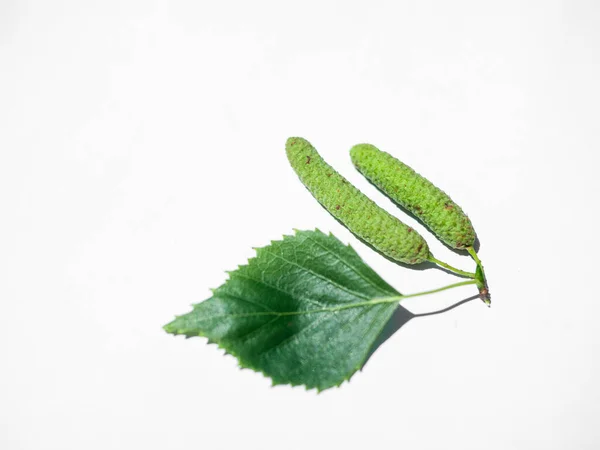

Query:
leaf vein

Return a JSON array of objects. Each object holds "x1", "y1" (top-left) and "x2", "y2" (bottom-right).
[
  {"x1": 217, "y1": 292, "x2": 275, "y2": 313},
  {"x1": 234, "y1": 315, "x2": 282, "y2": 343},
  {"x1": 257, "y1": 312, "x2": 334, "y2": 358},
  {"x1": 260, "y1": 249, "x2": 371, "y2": 300},
  {"x1": 231, "y1": 272, "x2": 325, "y2": 309},
  {"x1": 300, "y1": 234, "x2": 396, "y2": 296}
]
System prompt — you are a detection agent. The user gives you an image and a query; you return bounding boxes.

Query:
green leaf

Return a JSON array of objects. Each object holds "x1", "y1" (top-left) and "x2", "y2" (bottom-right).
[{"x1": 164, "y1": 229, "x2": 402, "y2": 391}]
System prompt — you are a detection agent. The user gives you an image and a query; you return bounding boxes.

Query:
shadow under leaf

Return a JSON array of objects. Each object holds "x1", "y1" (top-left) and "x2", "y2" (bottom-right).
[{"x1": 361, "y1": 294, "x2": 479, "y2": 370}]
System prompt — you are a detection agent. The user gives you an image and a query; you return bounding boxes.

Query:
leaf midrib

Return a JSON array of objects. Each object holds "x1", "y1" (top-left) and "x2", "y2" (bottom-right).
[{"x1": 178, "y1": 296, "x2": 398, "y2": 323}]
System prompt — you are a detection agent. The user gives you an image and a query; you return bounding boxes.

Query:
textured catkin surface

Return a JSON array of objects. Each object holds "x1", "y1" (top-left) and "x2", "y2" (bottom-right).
[
  {"x1": 350, "y1": 144, "x2": 476, "y2": 249},
  {"x1": 286, "y1": 137, "x2": 430, "y2": 264}
]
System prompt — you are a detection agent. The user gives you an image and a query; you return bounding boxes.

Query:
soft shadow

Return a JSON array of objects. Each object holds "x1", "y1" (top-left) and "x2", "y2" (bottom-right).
[
  {"x1": 364, "y1": 304, "x2": 415, "y2": 364},
  {"x1": 413, "y1": 294, "x2": 479, "y2": 317},
  {"x1": 361, "y1": 294, "x2": 479, "y2": 370}
]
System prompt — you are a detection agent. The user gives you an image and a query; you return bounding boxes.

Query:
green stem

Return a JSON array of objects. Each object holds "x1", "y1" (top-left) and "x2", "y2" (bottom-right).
[
  {"x1": 374, "y1": 279, "x2": 477, "y2": 304},
  {"x1": 428, "y1": 255, "x2": 476, "y2": 279},
  {"x1": 466, "y1": 246, "x2": 482, "y2": 266},
  {"x1": 184, "y1": 280, "x2": 480, "y2": 321}
]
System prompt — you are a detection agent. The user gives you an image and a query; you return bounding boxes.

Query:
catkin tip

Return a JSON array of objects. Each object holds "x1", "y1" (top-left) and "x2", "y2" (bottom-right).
[
  {"x1": 286, "y1": 136, "x2": 305, "y2": 151},
  {"x1": 349, "y1": 143, "x2": 376, "y2": 158}
]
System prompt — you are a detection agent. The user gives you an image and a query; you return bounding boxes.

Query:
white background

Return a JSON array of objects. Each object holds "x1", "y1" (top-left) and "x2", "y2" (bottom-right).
[{"x1": 1, "y1": 1, "x2": 599, "y2": 449}]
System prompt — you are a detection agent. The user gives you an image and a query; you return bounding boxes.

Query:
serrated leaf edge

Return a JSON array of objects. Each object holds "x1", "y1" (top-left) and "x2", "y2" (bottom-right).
[{"x1": 164, "y1": 228, "x2": 398, "y2": 392}]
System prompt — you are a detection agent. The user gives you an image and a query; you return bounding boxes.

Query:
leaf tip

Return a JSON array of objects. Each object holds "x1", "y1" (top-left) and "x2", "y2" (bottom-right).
[{"x1": 163, "y1": 320, "x2": 178, "y2": 335}]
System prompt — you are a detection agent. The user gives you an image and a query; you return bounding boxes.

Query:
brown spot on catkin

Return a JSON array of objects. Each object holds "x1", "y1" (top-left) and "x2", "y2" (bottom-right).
[
  {"x1": 414, "y1": 205, "x2": 423, "y2": 214},
  {"x1": 327, "y1": 173, "x2": 332, "y2": 177},
  {"x1": 444, "y1": 203, "x2": 454, "y2": 210},
  {"x1": 417, "y1": 243, "x2": 423, "y2": 252},
  {"x1": 407, "y1": 227, "x2": 413, "y2": 233},
  {"x1": 306, "y1": 156, "x2": 311, "y2": 164},
  {"x1": 335, "y1": 205, "x2": 341, "y2": 210}
]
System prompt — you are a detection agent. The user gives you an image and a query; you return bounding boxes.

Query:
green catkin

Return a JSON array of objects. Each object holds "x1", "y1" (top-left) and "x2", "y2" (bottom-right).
[
  {"x1": 286, "y1": 137, "x2": 430, "y2": 265},
  {"x1": 350, "y1": 144, "x2": 476, "y2": 250}
]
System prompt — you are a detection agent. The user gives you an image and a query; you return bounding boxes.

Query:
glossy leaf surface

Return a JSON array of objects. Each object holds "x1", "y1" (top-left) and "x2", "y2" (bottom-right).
[{"x1": 164, "y1": 229, "x2": 400, "y2": 391}]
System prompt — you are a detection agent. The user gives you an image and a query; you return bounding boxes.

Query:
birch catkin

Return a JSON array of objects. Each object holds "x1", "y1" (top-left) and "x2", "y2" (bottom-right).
[
  {"x1": 286, "y1": 137, "x2": 430, "y2": 264},
  {"x1": 350, "y1": 144, "x2": 476, "y2": 250}
]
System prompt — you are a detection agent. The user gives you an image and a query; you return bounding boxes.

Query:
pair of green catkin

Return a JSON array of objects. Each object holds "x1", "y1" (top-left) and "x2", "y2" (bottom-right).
[{"x1": 286, "y1": 137, "x2": 490, "y2": 304}]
